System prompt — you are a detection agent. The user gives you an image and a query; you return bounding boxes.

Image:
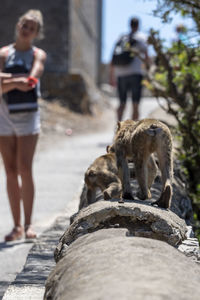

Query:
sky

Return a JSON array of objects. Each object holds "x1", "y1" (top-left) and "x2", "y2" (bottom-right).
[{"x1": 102, "y1": 0, "x2": 194, "y2": 63}]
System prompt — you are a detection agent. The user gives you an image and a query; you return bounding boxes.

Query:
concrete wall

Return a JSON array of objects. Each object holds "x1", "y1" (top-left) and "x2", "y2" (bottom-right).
[{"x1": 69, "y1": 0, "x2": 102, "y2": 82}]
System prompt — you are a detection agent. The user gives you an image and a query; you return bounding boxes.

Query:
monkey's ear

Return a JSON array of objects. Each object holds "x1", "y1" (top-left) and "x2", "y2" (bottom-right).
[
  {"x1": 106, "y1": 145, "x2": 110, "y2": 153},
  {"x1": 117, "y1": 121, "x2": 121, "y2": 131},
  {"x1": 107, "y1": 144, "x2": 115, "y2": 153},
  {"x1": 88, "y1": 170, "x2": 96, "y2": 177}
]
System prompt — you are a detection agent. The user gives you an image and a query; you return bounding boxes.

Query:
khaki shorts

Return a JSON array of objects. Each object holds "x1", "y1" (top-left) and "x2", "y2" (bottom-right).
[{"x1": 0, "y1": 100, "x2": 40, "y2": 136}]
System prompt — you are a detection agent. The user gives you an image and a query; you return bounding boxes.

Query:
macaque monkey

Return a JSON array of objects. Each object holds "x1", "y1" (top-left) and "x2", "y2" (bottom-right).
[
  {"x1": 84, "y1": 146, "x2": 122, "y2": 205},
  {"x1": 113, "y1": 119, "x2": 173, "y2": 209}
]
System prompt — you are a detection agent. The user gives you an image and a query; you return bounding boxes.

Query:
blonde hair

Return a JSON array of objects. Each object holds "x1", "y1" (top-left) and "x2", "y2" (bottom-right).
[{"x1": 17, "y1": 9, "x2": 44, "y2": 40}]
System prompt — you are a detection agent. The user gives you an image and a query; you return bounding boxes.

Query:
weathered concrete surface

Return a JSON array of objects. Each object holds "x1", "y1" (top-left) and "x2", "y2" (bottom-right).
[
  {"x1": 178, "y1": 232, "x2": 200, "y2": 260},
  {"x1": 55, "y1": 200, "x2": 187, "y2": 262},
  {"x1": 45, "y1": 228, "x2": 200, "y2": 300}
]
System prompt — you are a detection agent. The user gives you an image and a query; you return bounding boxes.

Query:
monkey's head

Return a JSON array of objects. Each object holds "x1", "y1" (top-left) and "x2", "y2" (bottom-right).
[
  {"x1": 106, "y1": 145, "x2": 115, "y2": 153},
  {"x1": 116, "y1": 120, "x2": 136, "y2": 133}
]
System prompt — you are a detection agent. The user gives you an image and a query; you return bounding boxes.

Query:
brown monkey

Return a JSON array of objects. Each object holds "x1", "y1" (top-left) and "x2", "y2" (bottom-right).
[
  {"x1": 113, "y1": 119, "x2": 173, "y2": 208},
  {"x1": 84, "y1": 146, "x2": 122, "y2": 206}
]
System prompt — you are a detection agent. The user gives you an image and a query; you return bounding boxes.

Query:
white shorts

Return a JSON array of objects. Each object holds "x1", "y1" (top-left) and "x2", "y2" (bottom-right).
[{"x1": 0, "y1": 100, "x2": 41, "y2": 136}]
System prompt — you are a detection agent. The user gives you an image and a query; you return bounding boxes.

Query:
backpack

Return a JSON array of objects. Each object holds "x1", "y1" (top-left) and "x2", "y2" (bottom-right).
[{"x1": 111, "y1": 34, "x2": 137, "y2": 66}]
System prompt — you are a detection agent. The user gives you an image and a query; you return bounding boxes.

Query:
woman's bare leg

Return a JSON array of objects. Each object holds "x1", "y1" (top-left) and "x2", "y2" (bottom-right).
[
  {"x1": 17, "y1": 134, "x2": 38, "y2": 228},
  {"x1": 0, "y1": 136, "x2": 21, "y2": 227}
]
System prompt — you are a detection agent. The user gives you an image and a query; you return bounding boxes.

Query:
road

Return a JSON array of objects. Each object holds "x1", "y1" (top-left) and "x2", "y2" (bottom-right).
[{"x1": 0, "y1": 97, "x2": 162, "y2": 299}]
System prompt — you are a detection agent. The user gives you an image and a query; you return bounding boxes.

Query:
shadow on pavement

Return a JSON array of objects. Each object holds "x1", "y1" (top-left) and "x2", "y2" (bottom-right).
[{"x1": 0, "y1": 240, "x2": 33, "y2": 251}]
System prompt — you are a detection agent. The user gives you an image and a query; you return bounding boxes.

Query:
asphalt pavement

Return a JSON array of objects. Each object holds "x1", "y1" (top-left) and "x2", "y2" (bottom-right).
[{"x1": 0, "y1": 97, "x2": 164, "y2": 299}]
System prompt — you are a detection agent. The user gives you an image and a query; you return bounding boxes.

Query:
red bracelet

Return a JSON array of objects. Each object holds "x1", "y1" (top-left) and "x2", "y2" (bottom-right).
[{"x1": 28, "y1": 76, "x2": 38, "y2": 87}]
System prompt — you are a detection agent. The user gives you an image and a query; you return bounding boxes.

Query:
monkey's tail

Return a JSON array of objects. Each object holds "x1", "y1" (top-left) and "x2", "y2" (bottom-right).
[
  {"x1": 146, "y1": 125, "x2": 162, "y2": 137},
  {"x1": 164, "y1": 178, "x2": 172, "y2": 193},
  {"x1": 153, "y1": 179, "x2": 172, "y2": 209},
  {"x1": 162, "y1": 179, "x2": 173, "y2": 208}
]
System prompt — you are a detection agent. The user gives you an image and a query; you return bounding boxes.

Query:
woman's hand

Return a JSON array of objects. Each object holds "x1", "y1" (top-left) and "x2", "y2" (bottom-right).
[
  {"x1": 14, "y1": 77, "x2": 33, "y2": 92},
  {"x1": 2, "y1": 76, "x2": 33, "y2": 93}
]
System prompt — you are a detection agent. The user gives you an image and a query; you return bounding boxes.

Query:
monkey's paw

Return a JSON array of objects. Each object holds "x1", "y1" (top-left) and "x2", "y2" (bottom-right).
[
  {"x1": 118, "y1": 198, "x2": 124, "y2": 204},
  {"x1": 122, "y1": 192, "x2": 134, "y2": 200},
  {"x1": 136, "y1": 190, "x2": 149, "y2": 200}
]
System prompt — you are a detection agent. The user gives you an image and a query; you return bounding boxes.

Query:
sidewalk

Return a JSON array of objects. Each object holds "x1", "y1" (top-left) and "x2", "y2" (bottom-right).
[{"x1": 1, "y1": 97, "x2": 169, "y2": 299}]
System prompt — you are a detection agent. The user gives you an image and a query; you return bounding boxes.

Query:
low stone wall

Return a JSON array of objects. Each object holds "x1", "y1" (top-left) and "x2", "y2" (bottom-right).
[
  {"x1": 45, "y1": 229, "x2": 200, "y2": 300},
  {"x1": 44, "y1": 162, "x2": 200, "y2": 300},
  {"x1": 55, "y1": 201, "x2": 187, "y2": 263}
]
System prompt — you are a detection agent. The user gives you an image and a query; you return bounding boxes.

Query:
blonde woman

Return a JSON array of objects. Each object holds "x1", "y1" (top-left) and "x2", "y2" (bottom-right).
[{"x1": 0, "y1": 10, "x2": 46, "y2": 241}]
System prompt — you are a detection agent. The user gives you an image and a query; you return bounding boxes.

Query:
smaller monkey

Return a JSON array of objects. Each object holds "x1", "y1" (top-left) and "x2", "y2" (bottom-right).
[
  {"x1": 83, "y1": 146, "x2": 122, "y2": 207},
  {"x1": 113, "y1": 118, "x2": 173, "y2": 209}
]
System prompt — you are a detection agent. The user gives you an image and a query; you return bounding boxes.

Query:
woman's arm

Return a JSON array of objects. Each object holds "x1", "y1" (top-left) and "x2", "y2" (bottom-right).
[
  {"x1": 29, "y1": 48, "x2": 47, "y2": 78},
  {"x1": 2, "y1": 77, "x2": 32, "y2": 93},
  {"x1": 0, "y1": 47, "x2": 31, "y2": 93},
  {"x1": 0, "y1": 48, "x2": 46, "y2": 93},
  {"x1": 0, "y1": 72, "x2": 12, "y2": 78}
]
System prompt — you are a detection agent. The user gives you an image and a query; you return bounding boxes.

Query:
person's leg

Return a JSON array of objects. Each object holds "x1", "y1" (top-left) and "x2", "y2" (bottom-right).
[
  {"x1": 17, "y1": 134, "x2": 38, "y2": 238},
  {"x1": 117, "y1": 103, "x2": 126, "y2": 121},
  {"x1": 131, "y1": 75, "x2": 143, "y2": 120},
  {"x1": 0, "y1": 136, "x2": 21, "y2": 225},
  {"x1": 117, "y1": 77, "x2": 127, "y2": 121},
  {"x1": 132, "y1": 102, "x2": 139, "y2": 120},
  {"x1": 0, "y1": 136, "x2": 23, "y2": 241}
]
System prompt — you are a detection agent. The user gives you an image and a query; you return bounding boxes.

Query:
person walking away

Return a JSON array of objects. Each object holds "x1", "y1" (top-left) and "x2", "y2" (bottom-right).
[
  {"x1": 110, "y1": 17, "x2": 150, "y2": 121},
  {"x1": 0, "y1": 9, "x2": 46, "y2": 241}
]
